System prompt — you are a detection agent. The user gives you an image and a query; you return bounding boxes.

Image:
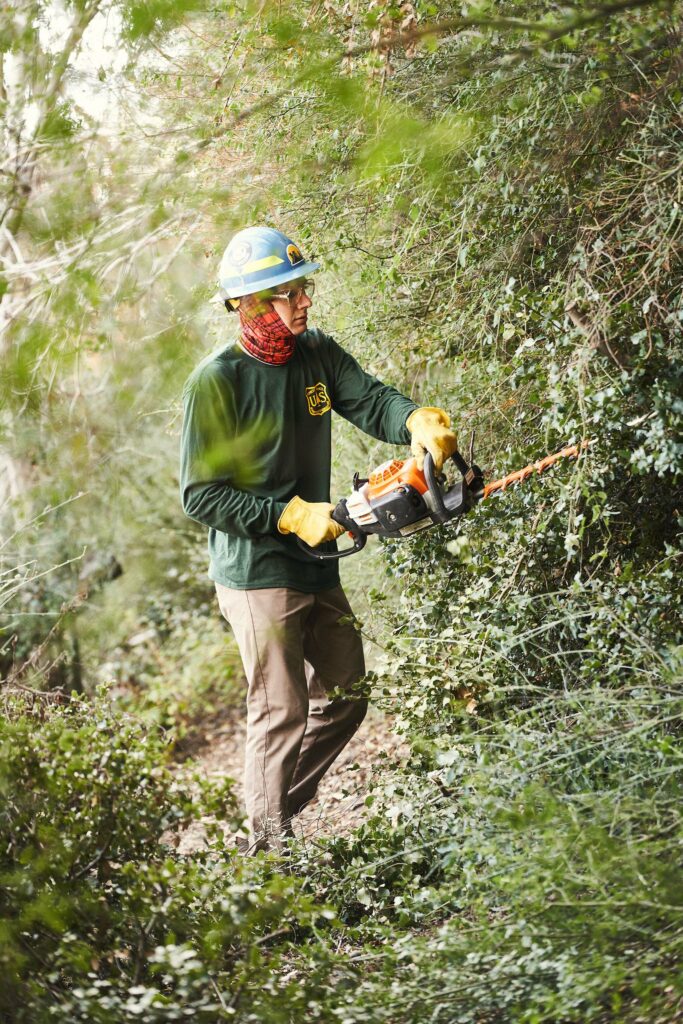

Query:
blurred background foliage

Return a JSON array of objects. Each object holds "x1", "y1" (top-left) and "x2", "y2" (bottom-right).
[{"x1": 1, "y1": 0, "x2": 682, "y2": 1020}]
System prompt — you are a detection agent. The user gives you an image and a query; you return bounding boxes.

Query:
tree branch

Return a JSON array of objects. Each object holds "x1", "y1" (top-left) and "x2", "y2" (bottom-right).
[{"x1": 193, "y1": 0, "x2": 664, "y2": 156}]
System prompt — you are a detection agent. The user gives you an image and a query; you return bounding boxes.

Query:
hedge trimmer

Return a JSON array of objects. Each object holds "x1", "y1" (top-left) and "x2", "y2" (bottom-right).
[{"x1": 298, "y1": 438, "x2": 591, "y2": 561}]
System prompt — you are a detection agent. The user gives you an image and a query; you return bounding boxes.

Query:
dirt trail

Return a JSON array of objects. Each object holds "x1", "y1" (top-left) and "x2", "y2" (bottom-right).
[{"x1": 176, "y1": 707, "x2": 408, "y2": 855}]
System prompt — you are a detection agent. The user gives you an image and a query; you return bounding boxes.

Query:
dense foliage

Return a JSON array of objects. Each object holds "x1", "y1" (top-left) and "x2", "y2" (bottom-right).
[
  {"x1": 2, "y1": 1, "x2": 682, "y2": 1021},
  {"x1": 0, "y1": 691, "x2": 344, "y2": 1022}
]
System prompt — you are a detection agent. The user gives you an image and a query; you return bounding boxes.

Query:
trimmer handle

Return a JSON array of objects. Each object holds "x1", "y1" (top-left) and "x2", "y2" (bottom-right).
[
  {"x1": 423, "y1": 447, "x2": 485, "y2": 522},
  {"x1": 296, "y1": 498, "x2": 368, "y2": 562}
]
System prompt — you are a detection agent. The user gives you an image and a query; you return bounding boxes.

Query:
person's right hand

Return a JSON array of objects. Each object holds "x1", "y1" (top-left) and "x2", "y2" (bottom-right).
[
  {"x1": 277, "y1": 496, "x2": 345, "y2": 547},
  {"x1": 406, "y1": 406, "x2": 458, "y2": 472}
]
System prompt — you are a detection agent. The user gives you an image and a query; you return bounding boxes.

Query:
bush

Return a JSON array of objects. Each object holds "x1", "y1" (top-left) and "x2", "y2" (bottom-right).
[{"x1": 0, "y1": 692, "x2": 337, "y2": 1023}]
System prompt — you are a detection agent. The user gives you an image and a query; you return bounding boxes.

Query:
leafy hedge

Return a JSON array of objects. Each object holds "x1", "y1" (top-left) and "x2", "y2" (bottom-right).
[{"x1": 0, "y1": 693, "x2": 338, "y2": 1023}]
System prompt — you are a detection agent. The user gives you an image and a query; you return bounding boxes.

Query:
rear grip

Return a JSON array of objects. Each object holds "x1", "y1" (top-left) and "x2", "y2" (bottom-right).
[{"x1": 297, "y1": 498, "x2": 367, "y2": 561}]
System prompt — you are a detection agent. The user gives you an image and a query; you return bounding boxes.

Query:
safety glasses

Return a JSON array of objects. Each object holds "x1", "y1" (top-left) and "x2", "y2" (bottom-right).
[{"x1": 270, "y1": 279, "x2": 316, "y2": 304}]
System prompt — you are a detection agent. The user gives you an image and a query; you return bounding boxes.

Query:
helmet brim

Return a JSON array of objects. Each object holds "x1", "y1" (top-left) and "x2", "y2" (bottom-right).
[{"x1": 219, "y1": 260, "x2": 321, "y2": 300}]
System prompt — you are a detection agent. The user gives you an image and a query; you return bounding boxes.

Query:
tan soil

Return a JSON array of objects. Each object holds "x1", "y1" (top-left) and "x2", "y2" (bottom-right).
[{"x1": 175, "y1": 706, "x2": 408, "y2": 855}]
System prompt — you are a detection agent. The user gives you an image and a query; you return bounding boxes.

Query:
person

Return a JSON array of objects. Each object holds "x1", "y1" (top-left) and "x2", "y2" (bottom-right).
[{"x1": 180, "y1": 226, "x2": 457, "y2": 853}]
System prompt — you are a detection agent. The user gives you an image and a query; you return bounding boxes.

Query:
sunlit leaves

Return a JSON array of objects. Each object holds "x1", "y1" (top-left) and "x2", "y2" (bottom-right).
[
  {"x1": 359, "y1": 105, "x2": 475, "y2": 188},
  {"x1": 118, "y1": 0, "x2": 204, "y2": 41},
  {"x1": 38, "y1": 100, "x2": 82, "y2": 142}
]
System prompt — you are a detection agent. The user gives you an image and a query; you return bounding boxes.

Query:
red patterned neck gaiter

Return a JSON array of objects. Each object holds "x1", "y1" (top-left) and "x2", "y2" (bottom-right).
[{"x1": 238, "y1": 294, "x2": 296, "y2": 365}]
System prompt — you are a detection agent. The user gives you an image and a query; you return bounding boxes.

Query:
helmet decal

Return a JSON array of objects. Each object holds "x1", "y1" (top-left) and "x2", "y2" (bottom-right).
[
  {"x1": 287, "y1": 243, "x2": 304, "y2": 266},
  {"x1": 228, "y1": 240, "x2": 252, "y2": 267}
]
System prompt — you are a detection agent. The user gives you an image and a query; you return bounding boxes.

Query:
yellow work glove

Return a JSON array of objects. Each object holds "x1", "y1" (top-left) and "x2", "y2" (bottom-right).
[
  {"x1": 406, "y1": 407, "x2": 458, "y2": 472},
  {"x1": 278, "y1": 496, "x2": 346, "y2": 547}
]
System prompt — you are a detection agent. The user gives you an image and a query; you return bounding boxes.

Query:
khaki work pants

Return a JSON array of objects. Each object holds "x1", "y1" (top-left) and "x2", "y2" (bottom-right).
[{"x1": 215, "y1": 583, "x2": 367, "y2": 851}]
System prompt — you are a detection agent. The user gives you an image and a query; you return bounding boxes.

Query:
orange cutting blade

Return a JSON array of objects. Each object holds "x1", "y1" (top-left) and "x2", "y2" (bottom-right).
[{"x1": 482, "y1": 439, "x2": 592, "y2": 500}]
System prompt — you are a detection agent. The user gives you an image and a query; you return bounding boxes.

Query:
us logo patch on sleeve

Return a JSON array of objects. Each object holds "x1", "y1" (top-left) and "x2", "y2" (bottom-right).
[{"x1": 305, "y1": 382, "x2": 332, "y2": 416}]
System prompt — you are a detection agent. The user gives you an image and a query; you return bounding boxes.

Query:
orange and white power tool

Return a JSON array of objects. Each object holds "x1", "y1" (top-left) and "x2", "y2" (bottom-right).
[{"x1": 298, "y1": 439, "x2": 590, "y2": 562}]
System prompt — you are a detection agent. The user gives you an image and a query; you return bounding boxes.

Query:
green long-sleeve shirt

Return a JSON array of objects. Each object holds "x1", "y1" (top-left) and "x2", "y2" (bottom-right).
[{"x1": 180, "y1": 328, "x2": 417, "y2": 591}]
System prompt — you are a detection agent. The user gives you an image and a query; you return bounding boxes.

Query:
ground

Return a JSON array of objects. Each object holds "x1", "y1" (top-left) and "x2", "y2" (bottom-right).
[{"x1": 175, "y1": 705, "x2": 408, "y2": 855}]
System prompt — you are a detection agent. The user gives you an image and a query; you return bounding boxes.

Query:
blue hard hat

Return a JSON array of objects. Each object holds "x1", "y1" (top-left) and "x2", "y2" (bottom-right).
[{"x1": 218, "y1": 226, "x2": 320, "y2": 299}]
